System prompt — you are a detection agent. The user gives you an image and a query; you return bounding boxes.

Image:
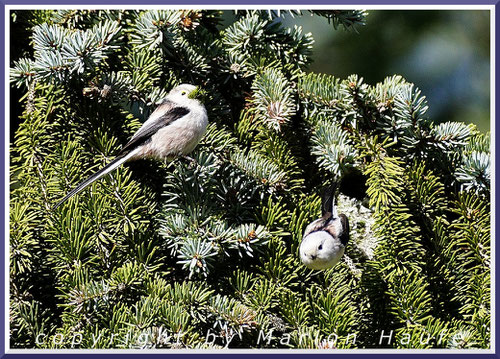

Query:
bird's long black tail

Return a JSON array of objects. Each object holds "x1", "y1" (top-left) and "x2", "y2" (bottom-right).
[
  {"x1": 321, "y1": 181, "x2": 340, "y2": 217},
  {"x1": 53, "y1": 149, "x2": 139, "y2": 210}
]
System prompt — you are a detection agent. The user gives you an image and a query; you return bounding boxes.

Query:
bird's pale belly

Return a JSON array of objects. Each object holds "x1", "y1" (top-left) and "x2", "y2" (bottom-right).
[{"x1": 135, "y1": 122, "x2": 204, "y2": 160}]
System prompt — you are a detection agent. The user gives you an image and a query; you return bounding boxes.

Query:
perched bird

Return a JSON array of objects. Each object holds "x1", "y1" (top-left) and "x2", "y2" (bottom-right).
[
  {"x1": 54, "y1": 84, "x2": 208, "y2": 209},
  {"x1": 299, "y1": 185, "x2": 350, "y2": 270}
]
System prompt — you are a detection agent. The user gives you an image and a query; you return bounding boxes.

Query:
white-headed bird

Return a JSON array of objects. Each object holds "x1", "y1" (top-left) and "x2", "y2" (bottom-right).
[
  {"x1": 54, "y1": 84, "x2": 208, "y2": 209},
  {"x1": 299, "y1": 185, "x2": 350, "y2": 270}
]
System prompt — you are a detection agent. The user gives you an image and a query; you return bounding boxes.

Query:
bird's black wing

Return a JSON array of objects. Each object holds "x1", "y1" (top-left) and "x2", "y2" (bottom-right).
[
  {"x1": 303, "y1": 212, "x2": 332, "y2": 236},
  {"x1": 119, "y1": 101, "x2": 190, "y2": 155}
]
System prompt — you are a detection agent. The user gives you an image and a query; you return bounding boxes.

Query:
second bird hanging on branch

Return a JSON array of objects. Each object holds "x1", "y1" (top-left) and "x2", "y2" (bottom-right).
[{"x1": 299, "y1": 183, "x2": 350, "y2": 270}]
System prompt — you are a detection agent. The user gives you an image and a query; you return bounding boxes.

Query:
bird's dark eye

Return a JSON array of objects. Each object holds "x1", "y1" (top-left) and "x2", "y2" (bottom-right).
[
  {"x1": 181, "y1": 91, "x2": 187, "y2": 95},
  {"x1": 318, "y1": 244, "x2": 323, "y2": 250}
]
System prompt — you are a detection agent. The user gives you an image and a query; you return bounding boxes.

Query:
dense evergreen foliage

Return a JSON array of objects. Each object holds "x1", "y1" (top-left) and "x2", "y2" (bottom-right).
[{"x1": 10, "y1": 9, "x2": 490, "y2": 349}]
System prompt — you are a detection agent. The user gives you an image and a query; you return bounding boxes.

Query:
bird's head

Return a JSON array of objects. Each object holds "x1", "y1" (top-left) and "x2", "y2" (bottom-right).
[
  {"x1": 168, "y1": 84, "x2": 207, "y2": 104},
  {"x1": 299, "y1": 231, "x2": 344, "y2": 270}
]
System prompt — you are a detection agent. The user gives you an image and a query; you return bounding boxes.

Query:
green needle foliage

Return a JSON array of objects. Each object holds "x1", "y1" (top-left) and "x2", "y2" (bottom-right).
[{"x1": 10, "y1": 9, "x2": 489, "y2": 349}]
